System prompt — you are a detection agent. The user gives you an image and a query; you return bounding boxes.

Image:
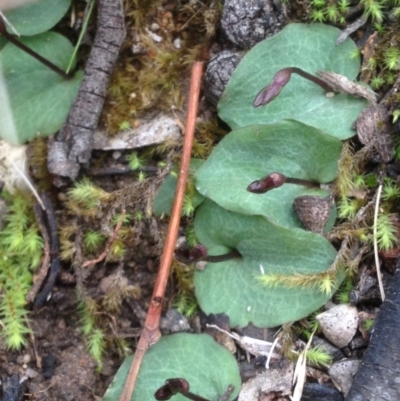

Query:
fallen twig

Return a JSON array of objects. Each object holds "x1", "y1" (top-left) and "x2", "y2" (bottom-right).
[
  {"x1": 48, "y1": 0, "x2": 126, "y2": 184},
  {"x1": 117, "y1": 61, "x2": 204, "y2": 401}
]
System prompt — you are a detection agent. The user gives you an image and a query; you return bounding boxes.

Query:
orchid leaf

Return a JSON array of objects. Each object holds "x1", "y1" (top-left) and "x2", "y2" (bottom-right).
[
  {"x1": 103, "y1": 333, "x2": 241, "y2": 401},
  {"x1": 194, "y1": 200, "x2": 340, "y2": 327},
  {"x1": 153, "y1": 159, "x2": 205, "y2": 216},
  {"x1": 218, "y1": 23, "x2": 368, "y2": 140},
  {"x1": 0, "y1": 32, "x2": 82, "y2": 144},
  {"x1": 195, "y1": 120, "x2": 342, "y2": 229},
  {"x1": 4, "y1": 0, "x2": 71, "y2": 36}
]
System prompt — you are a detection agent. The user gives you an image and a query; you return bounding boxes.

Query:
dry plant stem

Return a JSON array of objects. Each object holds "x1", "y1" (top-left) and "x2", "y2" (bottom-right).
[
  {"x1": 34, "y1": 194, "x2": 61, "y2": 307},
  {"x1": 117, "y1": 61, "x2": 204, "y2": 401},
  {"x1": 373, "y1": 184, "x2": 385, "y2": 301},
  {"x1": 82, "y1": 209, "x2": 126, "y2": 268},
  {"x1": 26, "y1": 203, "x2": 51, "y2": 303},
  {"x1": 25, "y1": 317, "x2": 42, "y2": 369},
  {"x1": 291, "y1": 67, "x2": 332, "y2": 92}
]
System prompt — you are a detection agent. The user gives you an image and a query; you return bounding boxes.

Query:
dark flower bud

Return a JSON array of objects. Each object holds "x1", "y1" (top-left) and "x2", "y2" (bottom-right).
[
  {"x1": 154, "y1": 378, "x2": 190, "y2": 400},
  {"x1": 155, "y1": 378, "x2": 212, "y2": 401},
  {"x1": 253, "y1": 68, "x2": 292, "y2": 107},
  {"x1": 175, "y1": 245, "x2": 208, "y2": 264},
  {"x1": 189, "y1": 245, "x2": 208, "y2": 262},
  {"x1": 154, "y1": 386, "x2": 173, "y2": 400},
  {"x1": 247, "y1": 172, "x2": 286, "y2": 194},
  {"x1": 253, "y1": 67, "x2": 334, "y2": 108}
]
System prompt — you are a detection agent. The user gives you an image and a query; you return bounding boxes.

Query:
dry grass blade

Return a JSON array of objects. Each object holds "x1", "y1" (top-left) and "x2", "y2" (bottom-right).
[
  {"x1": 373, "y1": 184, "x2": 385, "y2": 301},
  {"x1": 290, "y1": 330, "x2": 315, "y2": 401}
]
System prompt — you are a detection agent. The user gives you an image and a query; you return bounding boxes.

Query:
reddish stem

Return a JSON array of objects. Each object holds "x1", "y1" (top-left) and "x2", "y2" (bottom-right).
[{"x1": 117, "y1": 61, "x2": 204, "y2": 401}]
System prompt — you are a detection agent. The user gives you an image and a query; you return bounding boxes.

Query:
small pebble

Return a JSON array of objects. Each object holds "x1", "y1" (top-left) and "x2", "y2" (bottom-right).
[
  {"x1": 17, "y1": 354, "x2": 31, "y2": 365},
  {"x1": 160, "y1": 309, "x2": 191, "y2": 334},
  {"x1": 131, "y1": 43, "x2": 147, "y2": 55},
  {"x1": 145, "y1": 28, "x2": 162, "y2": 43},
  {"x1": 25, "y1": 368, "x2": 39, "y2": 379},
  {"x1": 312, "y1": 336, "x2": 343, "y2": 362},
  {"x1": 150, "y1": 22, "x2": 160, "y2": 31},
  {"x1": 173, "y1": 37, "x2": 182, "y2": 49},
  {"x1": 57, "y1": 192, "x2": 68, "y2": 202},
  {"x1": 112, "y1": 151, "x2": 122, "y2": 160},
  {"x1": 57, "y1": 318, "x2": 66, "y2": 330},
  {"x1": 328, "y1": 359, "x2": 360, "y2": 395},
  {"x1": 316, "y1": 304, "x2": 359, "y2": 348}
]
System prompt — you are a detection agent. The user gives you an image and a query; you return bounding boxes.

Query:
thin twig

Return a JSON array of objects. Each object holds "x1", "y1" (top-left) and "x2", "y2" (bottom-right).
[
  {"x1": 25, "y1": 317, "x2": 42, "y2": 369},
  {"x1": 373, "y1": 184, "x2": 385, "y2": 301},
  {"x1": 82, "y1": 210, "x2": 126, "y2": 268},
  {"x1": 117, "y1": 61, "x2": 204, "y2": 401},
  {"x1": 26, "y1": 203, "x2": 51, "y2": 303}
]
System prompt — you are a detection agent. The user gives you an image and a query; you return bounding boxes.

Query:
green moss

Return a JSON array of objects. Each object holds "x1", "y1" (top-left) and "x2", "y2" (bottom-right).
[{"x1": 0, "y1": 192, "x2": 43, "y2": 349}]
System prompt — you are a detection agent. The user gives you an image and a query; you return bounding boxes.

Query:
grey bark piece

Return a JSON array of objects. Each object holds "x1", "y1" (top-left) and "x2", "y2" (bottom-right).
[
  {"x1": 204, "y1": 50, "x2": 243, "y2": 106},
  {"x1": 302, "y1": 383, "x2": 344, "y2": 401},
  {"x1": 345, "y1": 265, "x2": 400, "y2": 401},
  {"x1": 47, "y1": 0, "x2": 126, "y2": 183},
  {"x1": 221, "y1": 0, "x2": 287, "y2": 49}
]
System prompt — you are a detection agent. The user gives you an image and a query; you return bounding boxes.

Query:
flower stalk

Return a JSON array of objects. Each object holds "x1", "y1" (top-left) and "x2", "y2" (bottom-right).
[
  {"x1": 247, "y1": 172, "x2": 319, "y2": 194},
  {"x1": 175, "y1": 245, "x2": 241, "y2": 264}
]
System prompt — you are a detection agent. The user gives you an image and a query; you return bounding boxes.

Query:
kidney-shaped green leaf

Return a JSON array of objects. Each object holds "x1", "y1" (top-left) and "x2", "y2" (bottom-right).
[
  {"x1": 4, "y1": 0, "x2": 71, "y2": 36},
  {"x1": 194, "y1": 200, "x2": 340, "y2": 328},
  {"x1": 218, "y1": 23, "x2": 368, "y2": 140},
  {"x1": 103, "y1": 333, "x2": 241, "y2": 401},
  {"x1": 153, "y1": 159, "x2": 205, "y2": 216},
  {"x1": 195, "y1": 120, "x2": 342, "y2": 229},
  {"x1": 0, "y1": 32, "x2": 82, "y2": 144}
]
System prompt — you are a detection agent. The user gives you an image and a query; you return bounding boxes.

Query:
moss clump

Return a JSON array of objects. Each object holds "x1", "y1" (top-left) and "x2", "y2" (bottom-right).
[
  {"x1": 103, "y1": 1, "x2": 221, "y2": 133},
  {"x1": 0, "y1": 192, "x2": 43, "y2": 349}
]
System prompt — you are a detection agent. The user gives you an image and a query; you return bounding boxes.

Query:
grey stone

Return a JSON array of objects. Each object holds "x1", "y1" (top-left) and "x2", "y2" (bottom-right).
[
  {"x1": 204, "y1": 50, "x2": 243, "y2": 105},
  {"x1": 221, "y1": 0, "x2": 287, "y2": 49}
]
